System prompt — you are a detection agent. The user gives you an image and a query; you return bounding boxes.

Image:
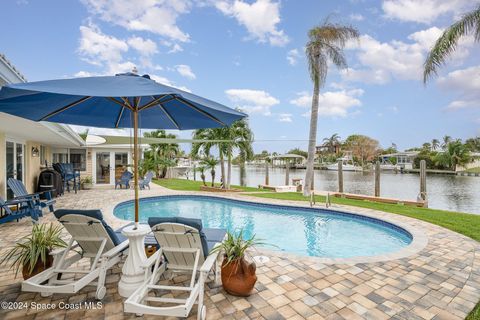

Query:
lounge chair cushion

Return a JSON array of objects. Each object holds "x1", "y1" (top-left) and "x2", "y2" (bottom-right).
[
  {"x1": 148, "y1": 217, "x2": 209, "y2": 257},
  {"x1": 204, "y1": 228, "x2": 227, "y2": 252},
  {"x1": 54, "y1": 209, "x2": 124, "y2": 246}
]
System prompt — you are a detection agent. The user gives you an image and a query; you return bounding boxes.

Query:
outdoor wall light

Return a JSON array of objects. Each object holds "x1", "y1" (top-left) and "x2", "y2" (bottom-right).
[{"x1": 31, "y1": 146, "x2": 39, "y2": 157}]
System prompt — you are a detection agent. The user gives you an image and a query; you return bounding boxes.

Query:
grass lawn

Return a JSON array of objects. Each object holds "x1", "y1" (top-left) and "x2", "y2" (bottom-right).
[
  {"x1": 153, "y1": 178, "x2": 267, "y2": 192},
  {"x1": 155, "y1": 179, "x2": 480, "y2": 319}
]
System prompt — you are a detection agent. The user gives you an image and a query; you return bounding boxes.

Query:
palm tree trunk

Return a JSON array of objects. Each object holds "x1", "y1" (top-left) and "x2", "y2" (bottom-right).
[
  {"x1": 227, "y1": 154, "x2": 232, "y2": 189},
  {"x1": 303, "y1": 80, "x2": 320, "y2": 196},
  {"x1": 220, "y1": 152, "x2": 226, "y2": 189}
]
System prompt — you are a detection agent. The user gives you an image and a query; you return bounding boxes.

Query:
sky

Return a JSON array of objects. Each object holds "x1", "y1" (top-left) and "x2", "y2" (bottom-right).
[{"x1": 1, "y1": 0, "x2": 479, "y2": 153}]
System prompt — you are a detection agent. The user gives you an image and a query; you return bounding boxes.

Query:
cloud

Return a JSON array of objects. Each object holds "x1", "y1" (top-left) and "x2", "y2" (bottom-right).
[
  {"x1": 127, "y1": 36, "x2": 158, "y2": 56},
  {"x1": 150, "y1": 74, "x2": 191, "y2": 92},
  {"x1": 382, "y1": 0, "x2": 473, "y2": 24},
  {"x1": 78, "y1": 23, "x2": 128, "y2": 65},
  {"x1": 342, "y1": 27, "x2": 474, "y2": 84},
  {"x1": 291, "y1": 89, "x2": 363, "y2": 118},
  {"x1": 225, "y1": 88, "x2": 280, "y2": 115},
  {"x1": 437, "y1": 65, "x2": 480, "y2": 110},
  {"x1": 278, "y1": 113, "x2": 292, "y2": 122},
  {"x1": 81, "y1": 0, "x2": 191, "y2": 42},
  {"x1": 175, "y1": 64, "x2": 196, "y2": 80},
  {"x1": 214, "y1": 0, "x2": 289, "y2": 46},
  {"x1": 349, "y1": 13, "x2": 364, "y2": 21},
  {"x1": 287, "y1": 49, "x2": 300, "y2": 66}
]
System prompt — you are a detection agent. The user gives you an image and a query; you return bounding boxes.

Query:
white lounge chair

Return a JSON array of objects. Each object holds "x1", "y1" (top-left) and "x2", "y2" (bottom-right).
[
  {"x1": 124, "y1": 217, "x2": 226, "y2": 320},
  {"x1": 22, "y1": 209, "x2": 129, "y2": 300}
]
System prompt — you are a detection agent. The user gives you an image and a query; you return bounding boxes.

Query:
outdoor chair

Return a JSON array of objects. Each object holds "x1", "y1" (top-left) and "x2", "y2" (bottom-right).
[
  {"x1": 0, "y1": 196, "x2": 37, "y2": 223},
  {"x1": 139, "y1": 171, "x2": 154, "y2": 190},
  {"x1": 7, "y1": 178, "x2": 55, "y2": 213},
  {"x1": 124, "y1": 217, "x2": 226, "y2": 320},
  {"x1": 115, "y1": 171, "x2": 133, "y2": 189},
  {"x1": 22, "y1": 209, "x2": 130, "y2": 300},
  {"x1": 53, "y1": 163, "x2": 81, "y2": 193}
]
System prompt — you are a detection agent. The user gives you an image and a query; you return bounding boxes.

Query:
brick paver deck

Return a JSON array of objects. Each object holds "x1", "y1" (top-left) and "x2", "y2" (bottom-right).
[{"x1": 0, "y1": 184, "x2": 478, "y2": 320}]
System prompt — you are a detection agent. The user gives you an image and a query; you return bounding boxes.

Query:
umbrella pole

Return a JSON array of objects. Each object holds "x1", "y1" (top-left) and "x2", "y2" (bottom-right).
[{"x1": 133, "y1": 108, "x2": 139, "y2": 228}]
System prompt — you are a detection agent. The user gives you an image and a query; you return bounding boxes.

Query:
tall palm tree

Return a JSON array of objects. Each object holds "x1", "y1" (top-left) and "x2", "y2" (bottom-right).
[
  {"x1": 303, "y1": 20, "x2": 359, "y2": 196},
  {"x1": 431, "y1": 139, "x2": 440, "y2": 151},
  {"x1": 424, "y1": 5, "x2": 480, "y2": 82}
]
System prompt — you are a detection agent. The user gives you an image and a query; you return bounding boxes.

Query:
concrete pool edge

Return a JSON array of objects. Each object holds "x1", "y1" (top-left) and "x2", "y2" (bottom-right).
[{"x1": 106, "y1": 192, "x2": 428, "y2": 265}]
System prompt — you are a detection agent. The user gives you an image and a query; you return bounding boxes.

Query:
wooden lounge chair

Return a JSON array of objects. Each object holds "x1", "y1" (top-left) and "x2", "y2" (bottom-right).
[
  {"x1": 7, "y1": 178, "x2": 55, "y2": 213},
  {"x1": 124, "y1": 217, "x2": 226, "y2": 320},
  {"x1": 139, "y1": 171, "x2": 154, "y2": 190},
  {"x1": 115, "y1": 171, "x2": 133, "y2": 189},
  {"x1": 0, "y1": 196, "x2": 33, "y2": 223},
  {"x1": 22, "y1": 209, "x2": 129, "y2": 300}
]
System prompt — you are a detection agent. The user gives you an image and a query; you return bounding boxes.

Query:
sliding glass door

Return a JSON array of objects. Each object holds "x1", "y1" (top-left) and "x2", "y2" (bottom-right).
[{"x1": 5, "y1": 140, "x2": 25, "y2": 199}]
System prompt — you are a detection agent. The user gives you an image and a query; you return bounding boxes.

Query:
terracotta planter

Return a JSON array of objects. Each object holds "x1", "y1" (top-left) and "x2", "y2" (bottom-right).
[
  {"x1": 221, "y1": 256, "x2": 257, "y2": 297},
  {"x1": 22, "y1": 254, "x2": 53, "y2": 280}
]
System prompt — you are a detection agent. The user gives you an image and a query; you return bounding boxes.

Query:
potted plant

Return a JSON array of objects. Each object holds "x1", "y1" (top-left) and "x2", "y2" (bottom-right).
[
  {"x1": 81, "y1": 176, "x2": 93, "y2": 190},
  {"x1": 211, "y1": 230, "x2": 263, "y2": 297},
  {"x1": 0, "y1": 223, "x2": 67, "y2": 279}
]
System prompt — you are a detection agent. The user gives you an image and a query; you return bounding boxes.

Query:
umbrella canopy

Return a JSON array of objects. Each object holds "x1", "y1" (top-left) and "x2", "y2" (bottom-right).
[
  {"x1": 0, "y1": 73, "x2": 247, "y2": 224},
  {"x1": 0, "y1": 73, "x2": 245, "y2": 129}
]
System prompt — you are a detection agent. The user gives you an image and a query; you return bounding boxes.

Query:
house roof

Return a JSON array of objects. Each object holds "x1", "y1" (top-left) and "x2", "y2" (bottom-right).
[
  {"x1": 270, "y1": 153, "x2": 305, "y2": 159},
  {"x1": 0, "y1": 54, "x2": 84, "y2": 147}
]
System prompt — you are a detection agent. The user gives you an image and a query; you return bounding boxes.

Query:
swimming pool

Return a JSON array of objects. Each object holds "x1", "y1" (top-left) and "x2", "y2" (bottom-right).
[{"x1": 113, "y1": 195, "x2": 413, "y2": 258}]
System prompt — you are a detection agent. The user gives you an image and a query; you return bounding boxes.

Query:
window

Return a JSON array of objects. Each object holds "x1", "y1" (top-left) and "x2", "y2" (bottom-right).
[
  {"x1": 40, "y1": 145, "x2": 47, "y2": 165},
  {"x1": 70, "y1": 149, "x2": 86, "y2": 171},
  {"x1": 51, "y1": 148, "x2": 87, "y2": 171},
  {"x1": 52, "y1": 148, "x2": 68, "y2": 163}
]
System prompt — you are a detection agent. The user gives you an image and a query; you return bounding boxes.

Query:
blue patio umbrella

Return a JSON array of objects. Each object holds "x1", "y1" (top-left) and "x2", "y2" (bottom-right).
[{"x1": 0, "y1": 73, "x2": 246, "y2": 224}]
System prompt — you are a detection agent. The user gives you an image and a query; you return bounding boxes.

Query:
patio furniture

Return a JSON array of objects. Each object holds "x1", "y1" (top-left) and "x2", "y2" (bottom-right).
[
  {"x1": 115, "y1": 171, "x2": 133, "y2": 189},
  {"x1": 0, "y1": 196, "x2": 35, "y2": 223},
  {"x1": 53, "y1": 163, "x2": 80, "y2": 193},
  {"x1": 22, "y1": 209, "x2": 130, "y2": 300},
  {"x1": 124, "y1": 217, "x2": 226, "y2": 320},
  {"x1": 7, "y1": 178, "x2": 55, "y2": 213},
  {"x1": 139, "y1": 171, "x2": 154, "y2": 190}
]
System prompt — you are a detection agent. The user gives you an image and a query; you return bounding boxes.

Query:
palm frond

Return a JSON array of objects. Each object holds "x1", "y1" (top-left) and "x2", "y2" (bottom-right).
[{"x1": 424, "y1": 6, "x2": 480, "y2": 83}]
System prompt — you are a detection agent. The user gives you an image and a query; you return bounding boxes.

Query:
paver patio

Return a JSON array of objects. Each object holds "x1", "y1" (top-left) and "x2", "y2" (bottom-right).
[{"x1": 0, "y1": 184, "x2": 479, "y2": 320}]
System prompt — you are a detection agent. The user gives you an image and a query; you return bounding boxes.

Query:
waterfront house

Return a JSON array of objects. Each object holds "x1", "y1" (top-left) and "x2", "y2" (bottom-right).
[{"x1": 379, "y1": 151, "x2": 419, "y2": 170}]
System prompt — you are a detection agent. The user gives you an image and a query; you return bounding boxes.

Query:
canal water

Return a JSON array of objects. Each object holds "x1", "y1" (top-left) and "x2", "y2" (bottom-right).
[{"x1": 190, "y1": 165, "x2": 480, "y2": 215}]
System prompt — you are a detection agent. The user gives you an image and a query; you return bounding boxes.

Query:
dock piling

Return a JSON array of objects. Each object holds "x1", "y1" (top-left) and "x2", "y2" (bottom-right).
[
  {"x1": 338, "y1": 160, "x2": 344, "y2": 193},
  {"x1": 285, "y1": 161, "x2": 290, "y2": 185},
  {"x1": 375, "y1": 161, "x2": 380, "y2": 197},
  {"x1": 419, "y1": 160, "x2": 428, "y2": 207},
  {"x1": 265, "y1": 161, "x2": 269, "y2": 186}
]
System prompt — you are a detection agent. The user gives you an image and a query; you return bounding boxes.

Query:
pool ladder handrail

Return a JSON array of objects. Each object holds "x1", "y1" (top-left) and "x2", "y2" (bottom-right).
[{"x1": 310, "y1": 191, "x2": 332, "y2": 208}]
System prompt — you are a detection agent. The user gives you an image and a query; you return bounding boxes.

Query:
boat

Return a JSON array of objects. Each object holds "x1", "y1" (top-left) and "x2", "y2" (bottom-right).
[{"x1": 326, "y1": 156, "x2": 362, "y2": 171}]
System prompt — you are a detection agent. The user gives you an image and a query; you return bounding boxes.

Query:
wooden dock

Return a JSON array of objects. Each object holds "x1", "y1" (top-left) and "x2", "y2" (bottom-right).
[{"x1": 331, "y1": 192, "x2": 427, "y2": 207}]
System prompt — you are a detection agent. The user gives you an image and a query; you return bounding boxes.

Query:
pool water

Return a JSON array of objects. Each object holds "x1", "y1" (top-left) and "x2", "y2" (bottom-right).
[{"x1": 114, "y1": 196, "x2": 412, "y2": 258}]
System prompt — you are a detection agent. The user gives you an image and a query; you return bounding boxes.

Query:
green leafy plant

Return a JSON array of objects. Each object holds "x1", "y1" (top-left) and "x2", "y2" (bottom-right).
[
  {"x1": 210, "y1": 229, "x2": 266, "y2": 265},
  {"x1": 0, "y1": 223, "x2": 67, "y2": 277},
  {"x1": 81, "y1": 176, "x2": 92, "y2": 184}
]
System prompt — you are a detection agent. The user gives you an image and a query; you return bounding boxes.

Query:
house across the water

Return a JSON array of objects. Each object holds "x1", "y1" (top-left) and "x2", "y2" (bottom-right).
[{"x1": 379, "y1": 151, "x2": 419, "y2": 170}]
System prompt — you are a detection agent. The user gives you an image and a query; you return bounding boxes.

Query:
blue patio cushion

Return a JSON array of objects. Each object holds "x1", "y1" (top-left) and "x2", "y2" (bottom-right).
[
  {"x1": 148, "y1": 217, "x2": 209, "y2": 257},
  {"x1": 54, "y1": 209, "x2": 124, "y2": 246}
]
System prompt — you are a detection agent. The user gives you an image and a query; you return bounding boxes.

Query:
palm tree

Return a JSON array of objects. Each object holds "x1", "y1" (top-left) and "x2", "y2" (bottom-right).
[
  {"x1": 442, "y1": 135, "x2": 452, "y2": 150},
  {"x1": 144, "y1": 130, "x2": 180, "y2": 177},
  {"x1": 422, "y1": 142, "x2": 432, "y2": 151},
  {"x1": 303, "y1": 20, "x2": 359, "y2": 196},
  {"x1": 424, "y1": 5, "x2": 480, "y2": 82},
  {"x1": 201, "y1": 157, "x2": 219, "y2": 187},
  {"x1": 191, "y1": 118, "x2": 253, "y2": 189},
  {"x1": 434, "y1": 140, "x2": 471, "y2": 171},
  {"x1": 431, "y1": 139, "x2": 440, "y2": 151},
  {"x1": 322, "y1": 133, "x2": 341, "y2": 153}
]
